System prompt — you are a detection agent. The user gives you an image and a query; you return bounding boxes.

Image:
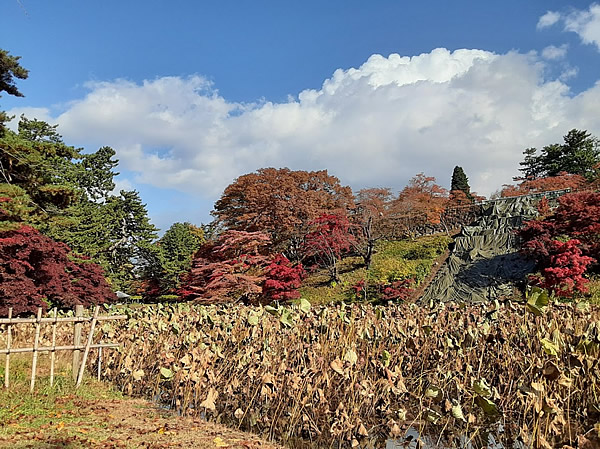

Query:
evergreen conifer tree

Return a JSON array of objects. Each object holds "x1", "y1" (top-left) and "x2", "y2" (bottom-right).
[{"x1": 450, "y1": 166, "x2": 472, "y2": 198}]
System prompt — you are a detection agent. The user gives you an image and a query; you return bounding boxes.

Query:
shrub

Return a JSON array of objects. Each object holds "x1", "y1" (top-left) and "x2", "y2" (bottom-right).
[
  {"x1": 521, "y1": 191, "x2": 600, "y2": 297},
  {"x1": 380, "y1": 279, "x2": 414, "y2": 301}
]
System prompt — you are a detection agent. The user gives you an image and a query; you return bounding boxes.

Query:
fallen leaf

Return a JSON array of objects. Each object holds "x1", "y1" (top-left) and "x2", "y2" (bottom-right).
[
  {"x1": 344, "y1": 349, "x2": 358, "y2": 365},
  {"x1": 472, "y1": 378, "x2": 492, "y2": 398},
  {"x1": 160, "y1": 367, "x2": 174, "y2": 379},
  {"x1": 214, "y1": 437, "x2": 230, "y2": 447},
  {"x1": 299, "y1": 297, "x2": 311, "y2": 313},
  {"x1": 451, "y1": 404, "x2": 466, "y2": 422},
  {"x1": 358, "y1": 423, "x2": 368, "y2": 437},
  {"x1": 201, "y1": 388, "x2": 219, "y2": 411},
  {"x1": 540, "y1": 338, "x2": 559, "y2": 356},
  {"x1": 330, "y1": 359, "x2": 345, "y2": 375}
]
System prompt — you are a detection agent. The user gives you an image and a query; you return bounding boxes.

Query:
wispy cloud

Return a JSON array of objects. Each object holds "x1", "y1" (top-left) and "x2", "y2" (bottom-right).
[
  {"x1": 537, "y1": 4, "x2": 600, "y2": 52},
  {"x1": 564, "y1": 3, "x2": 600, "y2": 51},
  {"x1": 541, "y1": 44, "x2": 568, "y2": 60},
  {"x1": 537, "y1": 11, "x2": 561, "y2": 29}
]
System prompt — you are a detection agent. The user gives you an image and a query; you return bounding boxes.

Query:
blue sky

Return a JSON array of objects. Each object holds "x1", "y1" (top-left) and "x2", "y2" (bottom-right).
[{"x1": 2, "y1": 1, "x2": 600, "y2": 232}]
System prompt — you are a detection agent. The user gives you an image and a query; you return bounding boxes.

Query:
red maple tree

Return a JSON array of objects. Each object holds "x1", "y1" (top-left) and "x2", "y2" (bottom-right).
[
  {"x1": 380, "y1": 279, "x2": 414, "y2": 301},
  {"x1": 262, "y1": 254, "x2": 305, "y2": 302},
  {"x1": 529, "y1": 239, "x2": 593, "y2": 297},
  {"x1": 0, "y1": 225, "x2": 115, "y2": 315},
  {"x1": 303, "y1": 213, "x2": 356, "y2": 282},
  {"x1": 178, "y1": 230, "x2": 271, "y2": 303},
  {"x1": 520, "y1": 191, "x2": 600, "y2": 296}
]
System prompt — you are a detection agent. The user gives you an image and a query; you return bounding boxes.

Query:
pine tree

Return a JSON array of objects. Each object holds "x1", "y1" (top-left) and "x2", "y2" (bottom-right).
[
  {"x1": 141, "y1": 222, "x2": 205, "y2": 296},
  {"x1": 517, "y1": 130, "x2": 600, "y2": 181},
  {"x1": 0, "y1": 48, "x2": 29, "y2": 136},
  {"x1": 450, "y1": 166, "x2": 471, "y2": 197}
]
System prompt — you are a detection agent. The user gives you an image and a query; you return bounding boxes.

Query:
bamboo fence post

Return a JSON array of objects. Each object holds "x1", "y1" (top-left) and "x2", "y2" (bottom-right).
[
  {"x1": 72, "y1": 305, "x2": 84, "y2": 381},
  {"x1": 97, "y1": 346, "x2": 102, "y2": 381},
  {"x1": 30, "y1": 308, "x2": 43, "y2": 392},
  {"x1": 4, "y1": 307, "x2": 12, "y2": 388},
  {"x1": 50, "y1": 308, "x2": 57, "y2": 387},
  {"x1": 76, "y1": 306, "x2": 100, "y2": 388}
]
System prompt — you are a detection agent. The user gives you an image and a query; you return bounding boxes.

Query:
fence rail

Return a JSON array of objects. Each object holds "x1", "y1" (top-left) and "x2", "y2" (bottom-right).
[
  {"x1": 1, "y1": 304, "x2": 126, "y2": 391},
  {"x1": 0, "y1": 315, "x2": 126, "y2": 324}
]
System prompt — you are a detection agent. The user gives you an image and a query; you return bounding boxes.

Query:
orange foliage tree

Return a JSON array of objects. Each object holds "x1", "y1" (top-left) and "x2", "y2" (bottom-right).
[
  {"x1": 353, "y1": 187, "x2": 394, "y2": 268},
  {"x1": 501, "y1": 172, "x2": 586, "y2": 197},
  {"x1": 212, "y1": 168, "x2": 354, "y2": 258},
  {"x1": 390, "y1": 173, "x2": 448, "y2": 237}
]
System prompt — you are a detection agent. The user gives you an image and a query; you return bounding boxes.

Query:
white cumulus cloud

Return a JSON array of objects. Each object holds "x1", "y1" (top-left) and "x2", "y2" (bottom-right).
[{"x1": 9, "y1": 48, "x2": 600, "y2": 202}]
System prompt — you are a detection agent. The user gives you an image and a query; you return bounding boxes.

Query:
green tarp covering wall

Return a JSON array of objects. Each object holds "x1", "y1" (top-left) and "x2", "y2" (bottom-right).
[{"x1": 420, "y1": 190, "x2": 569, "y2": 304}]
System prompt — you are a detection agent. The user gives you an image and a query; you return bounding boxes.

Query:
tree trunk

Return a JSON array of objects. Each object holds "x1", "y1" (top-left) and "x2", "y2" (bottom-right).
[{"x1": 362, "y1": 216, "x2": 374, "y2": 269}]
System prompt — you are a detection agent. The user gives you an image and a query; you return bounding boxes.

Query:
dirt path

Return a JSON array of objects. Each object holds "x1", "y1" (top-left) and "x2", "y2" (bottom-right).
[{"x1": 0, "y1": 396, "x2": 284, "y2": 449}]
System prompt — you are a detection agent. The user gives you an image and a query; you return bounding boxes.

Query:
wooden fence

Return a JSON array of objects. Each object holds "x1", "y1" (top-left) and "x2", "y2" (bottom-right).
[{"x1": 1, "y1": 304, "x2": 127, "y2": 391}]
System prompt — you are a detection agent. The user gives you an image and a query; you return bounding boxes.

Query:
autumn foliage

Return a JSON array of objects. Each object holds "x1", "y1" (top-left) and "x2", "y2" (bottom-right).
[
  {"x1": 303, "y1": 213, "x2": 356, "y2": 282},
  {"x1": 352, "y1": 277, "x2": 415, "y2": 302},
  {"x1": 501, "y1": 172, "x2": 585, "y2": 197},
  {"x1": 520, "y1": 191, "x2": 600, "y2": 296},
  {"x1": 178, "y1": 230, "x2": 271, "y2": 303},
  {"x1": 380, "y1": 279, "x2": 414, "y2": 301},
  {"x1": 262, "y1": 254, "x2": 305, "y2": 302},
  {"x1": 528, "y1": 239, "x2": 593, "y2": 297},
  {"x1": 0, "y1": 225, "x2": 115, "y2": 315},
  {"x1": 353, "y1": 188, "x2": 394, "y2": 268},
  {"x1": 212, "y1": 168, "x2": 354, "y2": 255},
  {"x1": 390, "y1": 173, "x2": 448, "y2": 237}
]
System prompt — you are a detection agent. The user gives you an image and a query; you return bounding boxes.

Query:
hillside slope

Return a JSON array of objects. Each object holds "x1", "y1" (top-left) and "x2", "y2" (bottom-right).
[{"x1": 420, "y1": 192, "x2": 567, "y2": 303}]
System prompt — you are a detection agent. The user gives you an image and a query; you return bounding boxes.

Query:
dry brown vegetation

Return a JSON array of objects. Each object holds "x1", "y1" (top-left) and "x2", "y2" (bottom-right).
[{"x1": 84, "y1": 301, "x2": 600, "y2": 448}]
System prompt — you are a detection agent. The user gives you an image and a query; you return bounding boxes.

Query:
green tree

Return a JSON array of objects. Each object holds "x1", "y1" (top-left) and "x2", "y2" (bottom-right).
[
  {"x1": 517, "y1": 130, "x2": 600, "y2": 181},
  {"x1": 17, "y1": 114, "x2": 62, "y2": 143},
  {"x1": 104, "y1": 190, "x2": 158, "y2": 290},
  {"x1": 141, "y1": 222, "x2": 205, "y2": 296},
  {"x1": 0, "y1": 48, "x2": 29, "y2": 135},
  {"x1": 74, "y1": 146, "x2": 119, "y2": 201},
  {"x1": 0, "y1": 51, "x2": 158, "y2": 292},
  {"x1": 517, "y1": 147, "x2": 542, "y2": 180},
  {"x1": 450, "y1": 166, "x2": 472, "y2": 199},
  {"x1": 1, "y1": 118, "x2": 80, "y2": 224},
  {"x1": 1, "y1": 116, "x2": 158, "y2": 291}
]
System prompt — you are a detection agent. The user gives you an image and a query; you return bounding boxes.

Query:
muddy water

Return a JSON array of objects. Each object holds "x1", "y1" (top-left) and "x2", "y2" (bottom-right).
[{"x1": 385, "y1": 427, "x2": 527, "y2": 449}]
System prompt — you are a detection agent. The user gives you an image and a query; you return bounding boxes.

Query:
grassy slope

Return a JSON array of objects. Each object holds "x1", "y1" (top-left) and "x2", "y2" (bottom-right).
[
  {"x1": 298, "y1": 233, "x2": 600, "y2": 305},
  {"x1": 300, "y1": 234, "x2": 452, "y2": 305}
]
